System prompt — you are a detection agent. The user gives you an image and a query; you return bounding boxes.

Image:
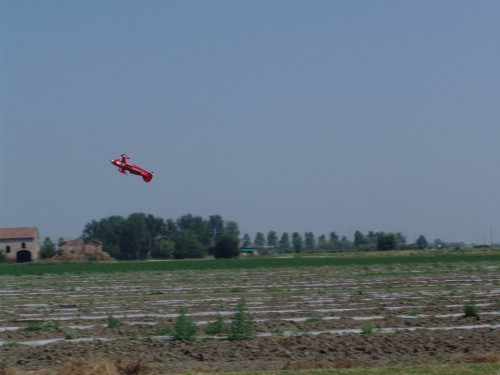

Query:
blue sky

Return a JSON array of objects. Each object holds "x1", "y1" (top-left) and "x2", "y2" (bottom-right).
[{"x1": 1, "y1": 1, "x2": 499, "y2": 244}]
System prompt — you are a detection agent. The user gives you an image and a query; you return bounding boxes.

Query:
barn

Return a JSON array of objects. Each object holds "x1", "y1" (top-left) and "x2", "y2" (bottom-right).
[{"x1": 0, "y1": 227, "x2": 41, "y2": 263}]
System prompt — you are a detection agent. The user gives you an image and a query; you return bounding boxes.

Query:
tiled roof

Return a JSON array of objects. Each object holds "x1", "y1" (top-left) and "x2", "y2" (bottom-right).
[{"x1": 0, "y1": 227, "x2": 39, "y2": 240}]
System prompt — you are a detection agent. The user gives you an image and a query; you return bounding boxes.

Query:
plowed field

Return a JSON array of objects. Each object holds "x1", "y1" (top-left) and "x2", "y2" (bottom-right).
[{"x1": 1, "y1": 259, "x2": 499, "y2": 373}]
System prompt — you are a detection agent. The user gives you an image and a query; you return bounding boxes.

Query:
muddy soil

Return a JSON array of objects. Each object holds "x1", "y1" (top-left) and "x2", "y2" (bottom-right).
[{"x1": 1, "y1": 262, "x2": 499, "y2": 373}]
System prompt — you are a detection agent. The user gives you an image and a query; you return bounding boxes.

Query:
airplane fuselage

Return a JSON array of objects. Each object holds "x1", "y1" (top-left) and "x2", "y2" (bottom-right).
[{"x1": 110, "y1": 158, "x2": 153, "y2": 182}]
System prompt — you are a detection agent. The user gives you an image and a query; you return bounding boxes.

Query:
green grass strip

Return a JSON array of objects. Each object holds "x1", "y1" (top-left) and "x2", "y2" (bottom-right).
[{"x1": 0, "y1": 252, "x2": 498, "y2": 276}]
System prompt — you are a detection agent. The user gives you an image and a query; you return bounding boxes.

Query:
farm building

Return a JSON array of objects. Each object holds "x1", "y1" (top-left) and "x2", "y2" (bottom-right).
[
  {"x1": 0, "y1": 227, "x2": 41, "y2": 263},
  {"x1": 56, "y1": 237, "x2": 112, "y2": 262}
]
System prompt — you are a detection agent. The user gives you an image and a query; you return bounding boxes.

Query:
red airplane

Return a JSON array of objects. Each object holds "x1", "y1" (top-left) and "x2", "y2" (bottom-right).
[{"x1": 110, "y1": 154, "x2": 153, "y2": 182}]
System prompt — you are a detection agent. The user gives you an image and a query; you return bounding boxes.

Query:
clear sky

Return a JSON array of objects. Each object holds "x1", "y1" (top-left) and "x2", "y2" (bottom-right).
[{"x1": 1, "y1": 1, "x2": 499, "y2": 245}]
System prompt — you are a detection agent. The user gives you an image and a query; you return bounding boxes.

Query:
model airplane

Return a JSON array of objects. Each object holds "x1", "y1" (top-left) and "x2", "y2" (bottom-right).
[{"x1": 110, "y1": 154, "x2": 153, "y2": 182}]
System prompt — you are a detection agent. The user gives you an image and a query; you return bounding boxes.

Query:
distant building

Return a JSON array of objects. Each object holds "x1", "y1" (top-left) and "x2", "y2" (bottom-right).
[
  {"x1": 240, "y1": 246, "x2": 276, "y2": 256},
  {"x1": 0, "y1": 227, "x2": 41, "y2": 263},
  {"x1": 56, "y1": 237, "x2": 112, "y2": 261}
]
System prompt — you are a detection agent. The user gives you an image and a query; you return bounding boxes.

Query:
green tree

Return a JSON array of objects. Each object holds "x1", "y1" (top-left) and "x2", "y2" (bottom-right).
[
  {"x1": 213, "y1": 231, "x2": 240, "y2": 258},
  {"x1": 207, "y1": 215, "x2": 224, "y2": 247},
  {"x1": 415, "y1": 235, "x2": 428, "y2": 250},
  {"x1": 176, "y1": 214, "x2": 210, "y2": 248},
  {"x1": 377, "y1": 232, "x2": 398, "y2": 251},
  {"x1": 224, "y1": 221, "x2": 240, "y2": 237},
  {"x1": 304, "y1": 232, "x2": 316, "y2": 251},
  {"x1": 354, "y1": 230, "x2": 368, "y2": 248},
  {"x1": 83, "y1": 215, "x2": 126, "y2": 255},
  {"x1": 120, "y1": 213, "x2": 164, "y2": 259},
  {"x1": 317, "y1": 234, "x2": 330, "y2": 251},
  {"x1": 151, "y1": 239, "x2": 175, "y2": 259},
  {"x1": 329, "y1": 231, "x2": 339, "y2": 249},
  {"x1": 339, "y1": 236, "x2": 350, "y2": 249},
  {"x1": 266, "y1": 231, "x2": 278, "y2": 247},
  {"x1": 278, "y1": 232, "x2": 291, "y2": 252},
  {"x1": 291, "y1": 232, "x2": 303, "y2": 253},
  {"x1": 254, "y1": 232, "x2": 265, "y2": 247},
  {"x1": 173, "y1": 231, "x2": 205, "y2": 259},
  {"x1": 173, "y1": 308, "x2": 197, "y2": 342},
  {"x1": 241, "y1": 233, "x2": 252, "y2": 248},
  {"x1": 40, "y1": 237, "x2": 56, "y2": 259},
  {"x1": 229, "y1": 299, "x2": 253, "y2": 341}
]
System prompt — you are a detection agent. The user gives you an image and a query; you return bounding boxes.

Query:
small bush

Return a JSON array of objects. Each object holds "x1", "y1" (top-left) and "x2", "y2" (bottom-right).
[
  {"x1": 464, "y1": 302, "x2": 480, "y2": 318},
  {"x1": 405, "y1": 309, "x2": 420, "y2": 316},
  {"x1": 107, "y1": 315, "x2": 121, "y2": 328},
  {"x1": 154, "y1": 325, "x2": 172, "y2": 336},
  {"x1": 305, "y1": 316, "x2": 321, "y2": 323},
  {"x1": 64, "y1": 330, "x2": 80, "y2": 340},
  {"x1": 204, "y1": 314, "x2": 226, "y2": 336},
  {"x1": 360, "y1": 323, "x2": 374, "y2": 335},
  {"x1": 25, "y1": 320, "x2": 60, "y2": 332},
  {"x1": 173, "y1": 307, "x2": 197, "y2": 342},
  {"x1": 229, "y1": 298, "x2": 253, "y2": 341}
]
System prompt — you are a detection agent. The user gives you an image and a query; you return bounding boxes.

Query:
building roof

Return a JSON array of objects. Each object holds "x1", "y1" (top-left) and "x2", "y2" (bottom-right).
[{"x1": 0, "y1": 227, "x2": 39, "y2": 240}]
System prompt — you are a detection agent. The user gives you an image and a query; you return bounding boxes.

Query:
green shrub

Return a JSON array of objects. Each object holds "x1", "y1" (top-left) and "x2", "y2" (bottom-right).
[
  {"x1": 173, "y1": 308, "x2": 197, "y2": 342},
  {"x1": 204, "y1": 314, "x2": 227, "y2": 336},
  {"x1": 154, "y1": 325, "x2": 172, "y2": 336},
  {"x1": 360, "y1": 323, "x2": 374, "y2": 335},
  {"x1": 107, "y1": 315, "x2": 121, "y2": 328},
  {"x1": 463, "y1": 302, "x2": 480, "y2": 318},
  {"x1": 229, "y1": 299, "x2": 253, "y2": 341},
  {"x1": 64, "y1": 330, "x2": 80, "y2": 340},
  {"x1": 25, "y1": 320, "x2": 60, "y2": 332}
]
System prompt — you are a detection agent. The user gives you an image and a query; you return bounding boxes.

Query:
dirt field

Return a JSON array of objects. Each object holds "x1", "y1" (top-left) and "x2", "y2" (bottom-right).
[{"x1": 1, "y1": 261, "x2": 499, "y2": 373}]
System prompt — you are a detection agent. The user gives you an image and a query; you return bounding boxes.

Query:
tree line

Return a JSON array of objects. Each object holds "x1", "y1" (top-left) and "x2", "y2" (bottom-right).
[
  {"x1": 242, "y1": 230, "x2": 428, "y2": 253},
  {"x1": 37, "y1": 212, "x2": 431, "y2": 261},
  {"x1": 80, "y1": 213, "x2": 240, "y2": 260}
]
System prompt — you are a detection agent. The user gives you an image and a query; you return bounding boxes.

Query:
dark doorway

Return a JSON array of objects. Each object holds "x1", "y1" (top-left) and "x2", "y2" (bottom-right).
[{"x1": 16, "y1": 250, "x2": 32, "y2": 263}]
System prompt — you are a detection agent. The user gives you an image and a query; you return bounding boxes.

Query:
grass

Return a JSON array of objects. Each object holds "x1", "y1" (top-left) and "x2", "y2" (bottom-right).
[{"x1": 0, "y1": 252, "x2": 498, "y2": 276}]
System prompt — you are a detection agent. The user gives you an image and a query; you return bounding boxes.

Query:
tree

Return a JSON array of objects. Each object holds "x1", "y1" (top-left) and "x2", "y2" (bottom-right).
[
  {"x1": 377, "y1": 232, "x2": 398, "y2": 251},
  {"x1": 354, "y1": 230, "x2": 368, "y2": 248},
  {"x1": 118, "y1": 213, "x2": 165, "y2": 260},
  {"x1": 207, "y1": 215, "x2": 224, "y2": 247},
  {"x1": 266, "y1": 231, "x2": 278, "y2": 247},
  {"x1": 254, "y1": 232, "x2": 265, "y2": 247},
  {"x1": 40, "y1": 237, "x2": 56, "y2": 259},
  {"x1": 173, "y1": 231, "x2": 205, "y2": 259},
  {"x1": 291, "y1": 232, "x2": 303, "y2": 253},
  {"x1": 278, "y1": 232, "x2": 291, "y2": 252},
  {"x1": 317, "y1": 234, "x2": 330, "y2": 251},
  {"x1": 176, "y1": 214, "x2": 209, "y2": 248},
  {"x1": 329, "y1": 231, "x2": 339, "y2": 249},
  {"x1": 213, "y1": 231, "x2": 240, "y2": 258},
  {"x1": 224, "y1": 221, "x2": 240, "y2": 237},
  {"x1": 152, "y1": 239, "x2": 175, "y2": 259},
  {"x1": 339, "y1": 236, "x2": 350, "y2": 249},
  {"x1": 83, "y1": 215, "x2": 126, "y2": 255},
  {"x1": 304, "y1": 232, "x2": 316, "y2": 251},
  {"x1": 416, "y1": 235, "x2": 428, "y2": 250},
  {"x1": 241, "y1": 234, "x2": 252, "y2": 248}
]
